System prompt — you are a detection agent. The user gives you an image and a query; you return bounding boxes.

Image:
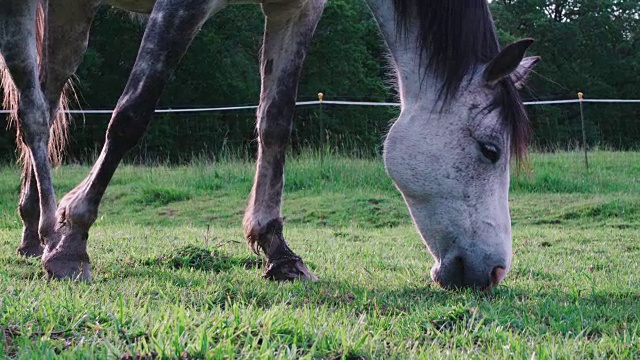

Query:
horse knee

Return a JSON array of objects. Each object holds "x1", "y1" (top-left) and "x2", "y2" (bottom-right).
[{"x1": 258, "y1": 117, "x2": 293, "y2": 150}]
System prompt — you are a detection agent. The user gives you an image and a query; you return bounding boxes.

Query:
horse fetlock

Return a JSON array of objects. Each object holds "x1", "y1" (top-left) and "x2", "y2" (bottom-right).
[
  {"x1": 41, "y1": 189, "x2": 95, "y2": 280},
  {"x1": 57, "y1": 194, "x2": 99, "y2": 230},
  {"x1": 17, "y1": 233, "x2": 44, "y2": 257},
  {"x1": 244, "y1": 217, "x2": 283, "y2": 255},
  {"x1": 18, "y1": 205, "x2": 42, "y2": 256},
  {"x1": 244, "y1": 217, "x2": 317, "y2": 281},
  {"x1": 18, "y1": 196, "x2": 39, "y2": 221}
]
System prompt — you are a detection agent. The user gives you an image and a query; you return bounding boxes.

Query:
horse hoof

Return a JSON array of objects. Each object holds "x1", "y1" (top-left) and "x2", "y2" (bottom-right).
[
  {"x1": 44, "y1": 261, "x2": 92, "y2": 281},
  {"x1": 263, "y1": 257, "x2": 318, "y2": 282},
  {"x1": 17, "y1": 244, "x2": 44, "y2": 257},
  {"x1": 42, "y1": 251, "x2": 92, "y2": 281}
]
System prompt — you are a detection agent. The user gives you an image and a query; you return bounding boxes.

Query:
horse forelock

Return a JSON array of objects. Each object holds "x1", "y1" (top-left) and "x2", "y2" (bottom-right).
[{"x1": 392, "y1": 0, "x2": 530, "y2": 160}]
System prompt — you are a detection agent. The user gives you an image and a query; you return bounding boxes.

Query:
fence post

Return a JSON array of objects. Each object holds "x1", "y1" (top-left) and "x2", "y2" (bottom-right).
[
  {"x1": 578, "y1": 92, "x2": 589, "y2": 171},
  {"x1": 318, "y1": 92, "x2": 324, "y2": 162}
]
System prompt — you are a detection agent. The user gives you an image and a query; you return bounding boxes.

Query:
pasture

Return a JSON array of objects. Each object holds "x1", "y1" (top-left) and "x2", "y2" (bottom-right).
[{"x1": 0, "y1": 151, "x2": 639, "y2": 358}]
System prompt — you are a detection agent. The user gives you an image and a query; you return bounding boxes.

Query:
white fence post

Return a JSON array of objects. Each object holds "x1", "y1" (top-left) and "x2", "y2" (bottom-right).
[{"x1": 578, "y1": 92, "x2": 589, "y2": 171}]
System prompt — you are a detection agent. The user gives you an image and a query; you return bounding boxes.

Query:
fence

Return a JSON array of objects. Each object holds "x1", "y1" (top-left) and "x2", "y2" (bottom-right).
[
  {"x1": 4, "y1": 95, "x2": 639, "y2": 114},
  {"x1": 1, "y1": 94, "x2": 639, "y2": 165}
]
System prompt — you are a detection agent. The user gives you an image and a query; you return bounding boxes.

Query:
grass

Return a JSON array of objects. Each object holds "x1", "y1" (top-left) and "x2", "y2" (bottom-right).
[{"x1": 0, "y1": 150, "x2": 638, "y2": 359}]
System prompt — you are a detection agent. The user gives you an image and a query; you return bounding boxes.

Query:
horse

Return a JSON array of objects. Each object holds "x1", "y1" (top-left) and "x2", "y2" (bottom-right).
[{"x1": 0, "y1": 0, "x2": 538, "y2": 290}]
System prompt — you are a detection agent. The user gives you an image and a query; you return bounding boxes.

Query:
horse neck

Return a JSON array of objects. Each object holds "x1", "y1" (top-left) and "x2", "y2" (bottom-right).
[{"x1": 364, "y1": 0, "x2": 441, "y2": 110}]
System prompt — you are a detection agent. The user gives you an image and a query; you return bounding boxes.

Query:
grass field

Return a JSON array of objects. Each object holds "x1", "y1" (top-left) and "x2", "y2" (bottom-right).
[{"x1": 0, "y1": 151, "x2": 639, "y2": 359}]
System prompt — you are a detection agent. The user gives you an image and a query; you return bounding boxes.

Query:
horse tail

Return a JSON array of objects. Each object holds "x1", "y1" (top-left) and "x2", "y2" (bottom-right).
[{"x1": 1, "y1": 0, "x2": 73, "y2": 169}]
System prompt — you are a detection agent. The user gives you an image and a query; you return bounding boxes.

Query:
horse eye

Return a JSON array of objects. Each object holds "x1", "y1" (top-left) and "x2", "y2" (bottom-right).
[{"x1": 479, "y1": 142, "x2": 501, "y2": 163}]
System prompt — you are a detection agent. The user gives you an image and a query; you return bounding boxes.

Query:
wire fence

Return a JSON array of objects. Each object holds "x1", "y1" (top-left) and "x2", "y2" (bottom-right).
[
  {"x1": 1, "y1": 95, "x2": 639, "y2": 164},
  {"x1": 3, "y1": 97, "x2": 640, "y2": 115}
]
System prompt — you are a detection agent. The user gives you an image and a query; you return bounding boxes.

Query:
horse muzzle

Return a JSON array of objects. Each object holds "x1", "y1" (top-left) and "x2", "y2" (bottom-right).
[{"x1": 430, "y1": 252, "x2": 508, "y2": 291}]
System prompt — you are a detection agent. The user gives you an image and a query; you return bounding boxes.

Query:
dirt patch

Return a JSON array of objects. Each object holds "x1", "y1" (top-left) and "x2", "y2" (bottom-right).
[
  {"x1": 120, "y1": 351, "x2": 158, "y2": 360},
  {"x1": 2, "y1": 325, "x2": 78, "y2": 356},
  {"x1": 322, "y1": 354, "x2": 368, "y2": 360},
  {"x1": 430, "y1": 307, "x2": 481, "y2": 333},
  {"x1": 3, "y1": 326, "x2": 20, "y2": 357},
  {"x1": 158, "y1": 208, "x2": 178, "y2": 217},
  {"x1": 332, "y1": 231, "x2": 367, "y2": 242}
]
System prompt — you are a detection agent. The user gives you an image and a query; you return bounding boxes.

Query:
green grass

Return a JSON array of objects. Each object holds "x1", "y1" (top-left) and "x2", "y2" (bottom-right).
[{"x1": 0, "y1": 151, "x2": 639, "y2": 359}]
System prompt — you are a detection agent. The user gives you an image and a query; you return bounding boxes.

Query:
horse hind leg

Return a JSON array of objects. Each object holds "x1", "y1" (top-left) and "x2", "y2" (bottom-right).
[
  {"x1": 0, "y1": 1, "x2": 59, "y2": 260},
  {"x1": 243, "y1": 0, "x2": 326, "y2": 281},
  {"x1": 40, "y1": 0, "x2": 100, "y2": 163},
  {"x1": 0, "y1": 42, "x2": 42, "y2": 257},
  {"x1": 13, "y1": 0, "x2": 98, "y2": 258},
  {"x1": 42, "y1": 0, "x2": 226, "y2": 280},
  {"x1": 16, "y1": 165, "x2": 43, "y2": 256}
]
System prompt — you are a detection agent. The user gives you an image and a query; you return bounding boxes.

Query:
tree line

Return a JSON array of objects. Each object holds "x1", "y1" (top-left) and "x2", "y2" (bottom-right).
[{"x1": 1, "y1": 0, "x2": 638, "y2": 163}]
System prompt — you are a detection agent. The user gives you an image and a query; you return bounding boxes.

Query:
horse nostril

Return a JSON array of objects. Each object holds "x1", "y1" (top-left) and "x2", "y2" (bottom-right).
[
  {"x1": 491, "y1": 266, "x2": 506, "y2": 287},
  {"x1": 433, "y1": 256, "x2": 506, "y2": 290},
  {"x1": 454, "y1": 255, "x2": 465, "y2": 273}
]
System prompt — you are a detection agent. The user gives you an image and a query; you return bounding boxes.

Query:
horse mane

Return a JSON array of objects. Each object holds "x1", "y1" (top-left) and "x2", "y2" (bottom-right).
[{"x1": 392, "y1": 0, "x2": 530, "y2": 160}]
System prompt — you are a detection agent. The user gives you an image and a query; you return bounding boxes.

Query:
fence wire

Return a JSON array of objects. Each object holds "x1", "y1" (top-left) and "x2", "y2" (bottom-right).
[
  {"x1": 2, "y1": 97, "x2": 640, "y2": 115},
  {"x1": 1, "y1": 97, "x2": 639, "y2": 163}
]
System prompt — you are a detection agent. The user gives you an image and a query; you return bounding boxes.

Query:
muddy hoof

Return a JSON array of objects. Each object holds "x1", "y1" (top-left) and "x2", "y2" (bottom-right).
[
  {"x1": 264, "y1": 257, "x2": 318, "y2": 282},
  {"x1": 42, "y1": 251, "x2": 92, "y2": 281},
  {"x1": 17, "y1": 244, "x2": 44, "y2": 257}
]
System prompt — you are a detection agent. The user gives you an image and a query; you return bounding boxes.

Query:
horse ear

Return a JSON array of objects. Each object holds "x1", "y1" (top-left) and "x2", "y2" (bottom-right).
[
  {"x1": 484, "y1": 38, "x2": 536, "y2": 87},
  {"x1": 510, "y1": 56, "x2": 540, "y2": 90}
]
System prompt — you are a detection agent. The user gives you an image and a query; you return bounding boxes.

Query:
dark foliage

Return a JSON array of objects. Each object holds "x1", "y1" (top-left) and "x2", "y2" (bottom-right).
[{"x1": 1, "y1": 0, "x2": 639, "y2": 164}]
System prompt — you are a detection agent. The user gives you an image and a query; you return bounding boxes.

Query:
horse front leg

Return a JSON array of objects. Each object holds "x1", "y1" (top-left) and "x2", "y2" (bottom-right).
[
  {"x1": 17, "y1": 0, "x2": 100, "y2": 257},
  {"x1": 42, "y1": 0, "x2": 226, "y2": 280},
  {"x1": 243, "y1": 0, "x2": 326, "y2": 281}
]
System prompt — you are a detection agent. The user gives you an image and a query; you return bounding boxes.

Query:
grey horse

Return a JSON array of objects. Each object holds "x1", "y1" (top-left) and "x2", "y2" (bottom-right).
[{"x1": 0, "y1": 0, "x2": 538, "y2": 289}]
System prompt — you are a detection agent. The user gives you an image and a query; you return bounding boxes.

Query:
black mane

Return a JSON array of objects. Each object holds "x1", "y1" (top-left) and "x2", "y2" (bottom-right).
[{"x1": 392, "y1": 0, "x2": 530, "y2": 159}]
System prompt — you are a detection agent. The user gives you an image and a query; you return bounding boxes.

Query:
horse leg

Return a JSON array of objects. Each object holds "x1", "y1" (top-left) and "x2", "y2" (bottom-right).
[
  {"x1": 42, "y1": 0, "x2": 100, "y2": 118},
  {"x1": 17, "y1": 0, "x2": 100, "y2": 257},
  {"x1": 41, "y1": 0, "x2": 226, "y2": 280},
  {"x1": 243, "y1": 0, "x2": 326, "y2": 281},
  {"x1": 1, "y1": 1, "x2": 59, "y2": 260},
  {"x1": 17, "y1": 164, "x2": 42, "y2": 256}
]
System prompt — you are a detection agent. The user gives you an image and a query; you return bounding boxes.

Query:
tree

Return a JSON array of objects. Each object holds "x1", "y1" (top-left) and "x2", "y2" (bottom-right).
[{"x1": 492, "y1": 0, "x2": 640, "y2": 149}]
